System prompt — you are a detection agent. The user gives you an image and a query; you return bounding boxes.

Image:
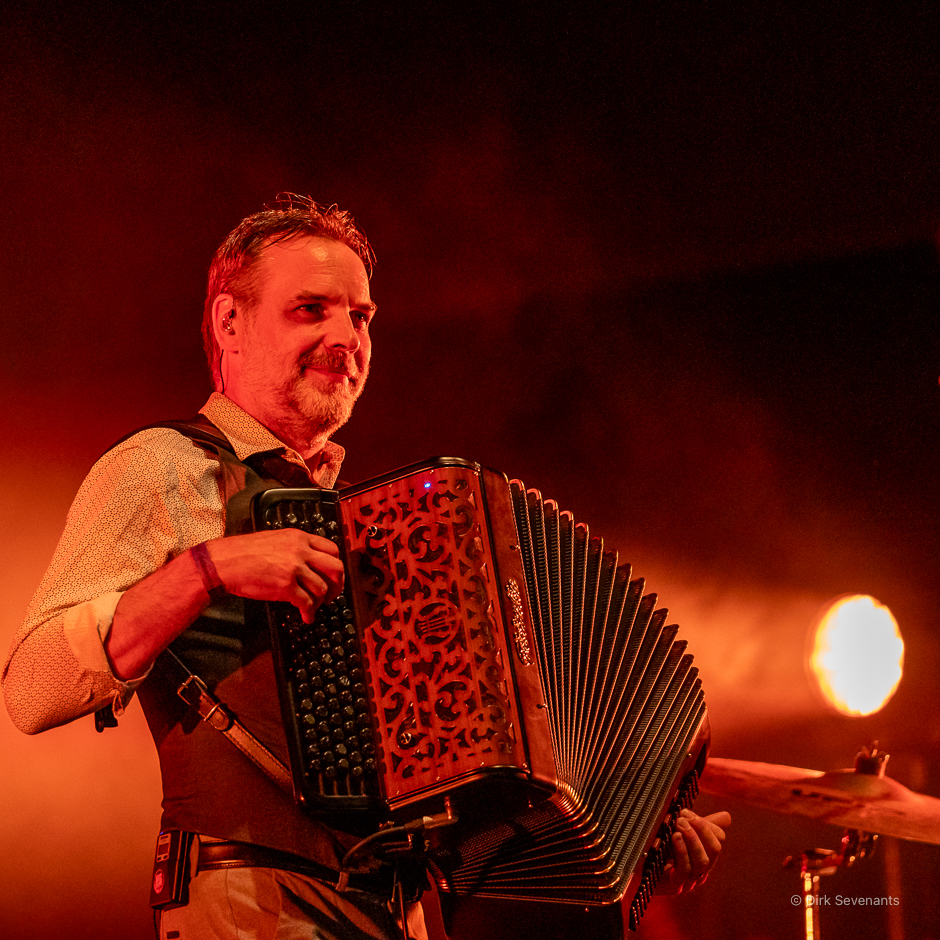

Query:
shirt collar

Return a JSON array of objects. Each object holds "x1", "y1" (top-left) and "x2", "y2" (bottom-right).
[{"x1": 199, "y1": 392, "x2": 345, "y2": 488}]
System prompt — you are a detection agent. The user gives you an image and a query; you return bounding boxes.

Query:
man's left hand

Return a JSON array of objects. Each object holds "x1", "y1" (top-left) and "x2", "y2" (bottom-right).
[{"x1": 657, "y1": 808, "x2": 731, "y2": 894}]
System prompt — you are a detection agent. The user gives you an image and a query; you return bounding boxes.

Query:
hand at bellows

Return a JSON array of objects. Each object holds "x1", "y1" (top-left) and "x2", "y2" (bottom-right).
[
  {"x1": 206, "y1": 529, "x2": 345, "y2": 622},
  {"x1": 657, "y1": 809, "x2": 731, "y2": 894}
]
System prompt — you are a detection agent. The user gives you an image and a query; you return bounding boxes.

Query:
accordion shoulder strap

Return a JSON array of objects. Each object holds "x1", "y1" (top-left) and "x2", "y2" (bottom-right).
[
  {"x1": 93, "y1": 415, "x2": 292, "y2": 795},
  {"x1": 156, "y1": 417, "x2": 294, "y2": 792},
  {"x1": 156, "y1": 646, "x2": 293, "y2": 794},
  {"x1": 100, "y1": 413, "x2": 238, "y2": 459}
]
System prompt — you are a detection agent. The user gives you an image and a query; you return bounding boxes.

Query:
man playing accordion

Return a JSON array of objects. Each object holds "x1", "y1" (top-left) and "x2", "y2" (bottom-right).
[{"x1": 3, "y1": 197, "x2": 728, "y2": 939}]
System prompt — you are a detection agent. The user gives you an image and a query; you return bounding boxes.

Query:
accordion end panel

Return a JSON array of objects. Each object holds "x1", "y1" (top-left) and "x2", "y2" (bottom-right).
[
  {"x1": 339, "y1": 460, "x2": 560, "y2": 820},
  {"x1": 252, "y1": 464, "x2": 560, "y2": 827}
]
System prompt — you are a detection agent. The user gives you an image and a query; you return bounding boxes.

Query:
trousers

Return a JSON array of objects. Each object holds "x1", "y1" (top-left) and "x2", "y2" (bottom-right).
[{"x1": 156, "y1": 865, "x2": 429, "y2": 940}]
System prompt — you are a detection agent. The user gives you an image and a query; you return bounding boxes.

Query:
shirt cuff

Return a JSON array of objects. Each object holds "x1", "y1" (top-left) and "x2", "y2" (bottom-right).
[{"x1": 61, "y1": 592, "x2": 151, "y2": 692}]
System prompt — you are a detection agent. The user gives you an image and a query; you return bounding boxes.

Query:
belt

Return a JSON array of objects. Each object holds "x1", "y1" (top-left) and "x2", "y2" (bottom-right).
[{"x1": 196, "y1": 839, "x2": 396, "y2": 896}]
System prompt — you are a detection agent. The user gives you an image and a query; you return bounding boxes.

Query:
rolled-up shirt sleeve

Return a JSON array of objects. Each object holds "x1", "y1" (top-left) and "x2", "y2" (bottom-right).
[{"x1": 2, "y1": 429, "x2": 225, "y2": 734}]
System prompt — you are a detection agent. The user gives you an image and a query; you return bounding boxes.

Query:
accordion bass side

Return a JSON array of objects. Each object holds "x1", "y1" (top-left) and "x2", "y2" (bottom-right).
[{"x1": 252, "y1": 457, "x2": 709, "y2": 930}]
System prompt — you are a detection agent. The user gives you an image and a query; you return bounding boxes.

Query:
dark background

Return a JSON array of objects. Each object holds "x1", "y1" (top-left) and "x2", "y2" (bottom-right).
[{"x1": 2, "y1": 4, "x2": 940, "y2": 938}]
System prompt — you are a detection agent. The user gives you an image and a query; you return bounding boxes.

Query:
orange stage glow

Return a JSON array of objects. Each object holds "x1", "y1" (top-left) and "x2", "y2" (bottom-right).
[{"x1": 809, "y1": 594, "x2": 904, "y2": 716}]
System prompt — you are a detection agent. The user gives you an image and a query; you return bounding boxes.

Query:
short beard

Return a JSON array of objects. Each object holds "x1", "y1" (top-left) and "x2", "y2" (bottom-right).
[{"x1": 284, "y1": 353, "x2": 368, "y2": 440}]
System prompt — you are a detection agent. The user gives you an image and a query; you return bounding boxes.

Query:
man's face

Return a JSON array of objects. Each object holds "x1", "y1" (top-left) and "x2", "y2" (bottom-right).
[{"x1": 229, "y1": 236, "x2": 374, "y2": 446}]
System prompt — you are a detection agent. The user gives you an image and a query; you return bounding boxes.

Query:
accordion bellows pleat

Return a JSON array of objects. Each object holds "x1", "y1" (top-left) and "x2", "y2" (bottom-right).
[{"x1": 252, "y1": 458, "x2": 709, "y2": 932}]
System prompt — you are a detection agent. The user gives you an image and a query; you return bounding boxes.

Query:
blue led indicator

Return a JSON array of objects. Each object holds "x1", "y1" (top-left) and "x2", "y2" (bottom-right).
[{"x1": 423, "y1": 482, "x2": 432, "y2": 489}]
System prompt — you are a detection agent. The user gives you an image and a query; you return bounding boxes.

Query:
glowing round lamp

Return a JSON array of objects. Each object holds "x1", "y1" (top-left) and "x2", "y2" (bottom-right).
[{"x1": 809, "y1": 594, "x2": 904, "y2": 716}]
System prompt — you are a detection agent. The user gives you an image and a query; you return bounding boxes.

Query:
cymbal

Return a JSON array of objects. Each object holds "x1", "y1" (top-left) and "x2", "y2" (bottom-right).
[{"x1": 699, "y1": 757, "x2": 940, "y2": 844}]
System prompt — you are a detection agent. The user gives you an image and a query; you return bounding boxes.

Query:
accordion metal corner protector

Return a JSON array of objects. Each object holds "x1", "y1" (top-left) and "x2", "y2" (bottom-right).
[{"x1": 251, "y1": 456, "x2": 710, "y2": 931}]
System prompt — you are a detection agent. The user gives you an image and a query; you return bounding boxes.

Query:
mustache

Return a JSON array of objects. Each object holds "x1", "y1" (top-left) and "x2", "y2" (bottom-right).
[{"x1": 299, "y1": 352, "x2": 362, "y2": 380}]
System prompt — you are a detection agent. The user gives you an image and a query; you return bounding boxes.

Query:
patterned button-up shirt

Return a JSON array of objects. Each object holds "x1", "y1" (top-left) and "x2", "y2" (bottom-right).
[{"x1": 2, "y1": 393, "x2": 343, "y2": 734}]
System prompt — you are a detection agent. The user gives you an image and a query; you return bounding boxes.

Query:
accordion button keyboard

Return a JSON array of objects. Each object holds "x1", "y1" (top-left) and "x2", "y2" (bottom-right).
[{"x1": 258, "y1": 490, "x2": 379, "y2": 800}]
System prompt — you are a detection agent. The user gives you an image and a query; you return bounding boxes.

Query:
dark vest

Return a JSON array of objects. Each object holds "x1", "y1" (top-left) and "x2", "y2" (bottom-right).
[{"x1": 134, "y1": 417, "x2": 354, "y2": 865}]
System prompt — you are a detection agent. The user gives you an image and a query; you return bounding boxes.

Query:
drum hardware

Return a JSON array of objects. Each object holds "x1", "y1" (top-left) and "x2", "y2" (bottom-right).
[
  {"x1": 702, "y1": 744, "x2": 935, "y2": 940},
  {"x1": 782, "y1": 827, "x2": 879, "y2": 940},
  {"x1": 699, "y1": 743, "x2": 940, "y2": 844}
]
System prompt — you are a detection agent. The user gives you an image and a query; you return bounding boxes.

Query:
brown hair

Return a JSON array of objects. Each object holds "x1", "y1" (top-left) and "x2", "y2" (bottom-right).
[{"x1": 202, "y1": 194, "x2": 375, "y2": 389}]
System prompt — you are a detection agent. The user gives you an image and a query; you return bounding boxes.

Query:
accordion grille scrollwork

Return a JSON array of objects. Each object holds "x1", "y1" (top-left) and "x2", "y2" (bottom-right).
[{"x1": 341, "y1": 467, "x2": 521, "y2": 801}]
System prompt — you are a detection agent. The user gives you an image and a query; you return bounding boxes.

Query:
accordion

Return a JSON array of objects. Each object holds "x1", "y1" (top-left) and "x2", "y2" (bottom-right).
[{"x1": 252, "y1": 457, "x2": 709, "y2": 933}]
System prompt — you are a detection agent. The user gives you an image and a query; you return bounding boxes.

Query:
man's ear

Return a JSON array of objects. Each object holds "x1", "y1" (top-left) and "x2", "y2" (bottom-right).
[{"x1": 212, "y1": 293, "x2": 240, "y2": 352}]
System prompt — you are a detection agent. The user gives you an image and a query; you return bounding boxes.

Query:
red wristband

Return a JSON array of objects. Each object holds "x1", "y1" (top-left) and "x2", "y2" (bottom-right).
[{"x1": 191, "y1": 541, "x2": 226, "y2": 603}]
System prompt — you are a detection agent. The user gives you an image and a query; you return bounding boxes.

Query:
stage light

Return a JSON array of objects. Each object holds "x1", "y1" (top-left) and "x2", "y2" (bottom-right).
[{"x1": 809, "y1": 595, "x2": 904, "y2": 716}]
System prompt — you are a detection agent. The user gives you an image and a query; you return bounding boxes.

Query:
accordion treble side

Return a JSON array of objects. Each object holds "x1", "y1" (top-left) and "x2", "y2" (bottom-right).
[{"x1": 252, "y1": 457, "x2": 709, "y2": 931}]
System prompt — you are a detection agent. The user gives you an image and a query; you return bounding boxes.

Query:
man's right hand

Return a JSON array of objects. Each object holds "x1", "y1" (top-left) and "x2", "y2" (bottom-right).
[
  {"x1": 203, "y1": 529, "x2": 345, "y2": 623},
  {"x1": 106, "y1": 530, "x2": 345, "y2": 680}
]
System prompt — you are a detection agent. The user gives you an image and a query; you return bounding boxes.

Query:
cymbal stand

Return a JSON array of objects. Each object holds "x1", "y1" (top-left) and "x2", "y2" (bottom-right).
[{"x1": 784, "y1": 829, "x2": 878, "y2": 940}]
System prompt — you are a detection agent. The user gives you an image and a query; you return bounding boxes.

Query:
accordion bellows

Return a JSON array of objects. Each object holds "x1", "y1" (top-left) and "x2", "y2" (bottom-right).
[{"x1": 253, "y1": 458, "x2": 709, "y2": 931}]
